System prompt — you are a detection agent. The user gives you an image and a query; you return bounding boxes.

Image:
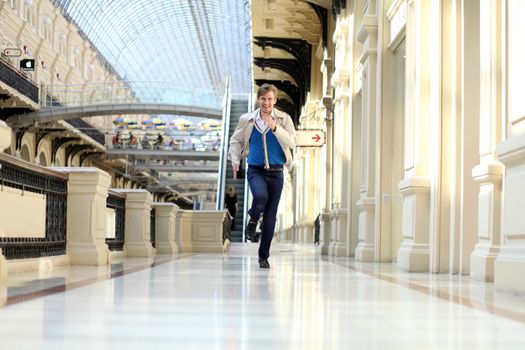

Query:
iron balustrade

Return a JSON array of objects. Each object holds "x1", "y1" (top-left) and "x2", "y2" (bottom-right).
[
  {"x1": 65, "y1": 118, "x2": 105, "y2": 145},
  {"x1": 150, "y1": 208, "x2": 156, "y2": 248},
  {"x1": 0, "y1": 58, "x2": 39, "y2": 103},
  {"x1": 105, "y1": 192, "x2": 126, "y2": 251},
  {"x1": 0, "y1": 154, "x2": 67, "y2": 259}
]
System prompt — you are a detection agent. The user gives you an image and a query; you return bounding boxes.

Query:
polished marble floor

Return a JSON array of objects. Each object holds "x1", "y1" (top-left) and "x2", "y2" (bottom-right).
[{"x1": 1, "y1": 243, "x2": 525, "y2": 349}]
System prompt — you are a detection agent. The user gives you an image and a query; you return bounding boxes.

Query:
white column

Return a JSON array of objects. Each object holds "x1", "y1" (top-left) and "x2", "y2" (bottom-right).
[
  {"x1": 56, "y1": 167, "x2": 111, "y2": 265},
  {"x1": 179, "y1": 210, "x2": 194, "y2": 253},
  {"x1": 470, "y1": 162, "x2": 503, "y2": 281},
  {"x1": 469, "y1": 0, "x2": 504, "y2": 282},
  {"x1": 397, "y1": 0, "x2": 432, "y2": 271},
  {"x1": 174, "y1": 209, "x2": 184, "y2": 252},
  {"x1": 116, "y1": 189, "x2": 155, "y2": 257},
  {"x1": 153, "y1": 203, "x2": 178, "y2": 255},
  {"x1": 320, "y1": 115, "x2": 333, "y2": 254},
  {"x1": 491, "y1": 0, "x2": 525, "y2": 294},
  {"x1": 355, "y1": 7, "x2": 378, "y2": 262}
]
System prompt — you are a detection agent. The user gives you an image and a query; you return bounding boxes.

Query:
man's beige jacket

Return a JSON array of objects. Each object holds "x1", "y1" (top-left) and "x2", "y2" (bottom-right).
[{"x1": 228, "y1": 108, "x2": 297, "y2": 171}]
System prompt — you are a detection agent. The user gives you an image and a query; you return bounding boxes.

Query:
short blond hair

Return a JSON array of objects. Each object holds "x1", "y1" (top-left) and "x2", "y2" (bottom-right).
[{"x1": 257, "y1": 83, "x2": 278, "y2": 98}]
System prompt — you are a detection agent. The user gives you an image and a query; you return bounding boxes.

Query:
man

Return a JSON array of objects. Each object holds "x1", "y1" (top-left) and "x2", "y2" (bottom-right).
[{"x1": 228, "y1": 84, "x2": 296, "y2": 269}]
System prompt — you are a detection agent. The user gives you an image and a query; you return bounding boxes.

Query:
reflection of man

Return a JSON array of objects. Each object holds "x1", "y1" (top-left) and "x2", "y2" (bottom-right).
[{"x1": 228, "y1": 84, "x2": 296, "y2": 269}]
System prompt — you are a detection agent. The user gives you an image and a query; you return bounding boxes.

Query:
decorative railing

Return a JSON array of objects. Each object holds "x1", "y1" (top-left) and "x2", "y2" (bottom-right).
[
  {"x1": 105, "y1": 191, "x2": 126, "y2": 251},
  {"x1": 0, "y1": 153, "x2": 67, "y2": 259},
  {"x1": 41, "y1": 81, "x2": 222, "y2": 109},
  {"x1": 0, "y1": 58, "x2": 39, "y2": 103},
  {"x1": 150, "y1": 208, "x2": 156, "y2": 248},
  {"x1": 65, "y1": 118, "x2": 105, "y2": 145}
]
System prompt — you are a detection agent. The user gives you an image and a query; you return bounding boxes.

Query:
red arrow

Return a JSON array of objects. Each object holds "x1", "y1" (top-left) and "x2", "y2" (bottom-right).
[{"x1": 311, "y1": 134, "x2": 321, "y2": 142}]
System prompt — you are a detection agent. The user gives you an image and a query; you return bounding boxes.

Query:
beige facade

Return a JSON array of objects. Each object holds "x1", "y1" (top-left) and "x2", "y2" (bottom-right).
[
  {"x1": 2, "y1": 0, "x2": 525, "y2": 296},
  {"x1": 254, "y1": 0, "x2": 525, "y2": 294}
]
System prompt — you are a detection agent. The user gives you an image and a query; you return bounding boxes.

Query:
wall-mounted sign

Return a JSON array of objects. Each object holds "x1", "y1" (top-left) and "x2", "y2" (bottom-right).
[
  {"x1": 20, "y1": 59, "x2": 35, "y2": 71},
  {"x1": 2, "y1": 48, "x2": 22, "y2": 57},
  {"x1": 296, "y1": 129, "x2": 326, "y2": 147}
]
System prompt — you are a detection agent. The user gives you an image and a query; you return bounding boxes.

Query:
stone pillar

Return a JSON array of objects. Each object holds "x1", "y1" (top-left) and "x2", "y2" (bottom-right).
[
  {"x1": 495, "y1": 140, "x2": 525, "y2": 293},
  {"x1": 174, "y1": 209, "x2": 184, "y2": 253},
  {"x1": 116, "y1": 189, "x2": 155, "y2": 257},
  {"x1": 355, "y1": 198, "x2": 375, "y2": 261},
  {"x1": 397, "y1": 177, "x2": 431, "y2": 271},
  {"x1": 0, "y1": 121, "x2": 11, "y2": 153},
  {"x1": 470, "y1": 162, "x2": 503, "y2": 281},
  {"x1": 57, "y1": 167, "x2": 110, "y2": 265},
  {"x1": 468, "y1": 0, "x2": 504, "y2": 282},
  {"x1": 354, "y1": 4, "x2": 379, "y2": 262},
  {"x1": 320, "y1": 211, "x2": 331, "y2": 255},
  {"x1": 490, "y1": 0, "x2": 525, "y2": 294},
  {"x1": 396, "y1": 0, "x2": 432, "y2": 271},
  {"x1": 179, "y1": 210, "x2": 194, "y2": 253},
  {"x1": 190, "y1": 211, "x2": 226, "y2": 252},
  {"x1": 329, "y1": 208, "x2": 348, "y2": 257},
  {"x1": 153, "y1": 202, "x2": 178, "y2": 255},
  {"x1": 319, "y1": 56, "x2": 333, "y2": 255}
]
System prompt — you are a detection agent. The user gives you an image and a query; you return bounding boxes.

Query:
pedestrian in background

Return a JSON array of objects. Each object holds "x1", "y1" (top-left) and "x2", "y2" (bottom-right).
[{"x1": 225, "y1": 186, "x2": 238, "y2": 230}]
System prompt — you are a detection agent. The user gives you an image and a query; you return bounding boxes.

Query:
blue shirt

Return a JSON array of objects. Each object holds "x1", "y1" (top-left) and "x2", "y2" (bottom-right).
[{"x1": 247, "y1": 127, "x2": 285, "y2": 166}]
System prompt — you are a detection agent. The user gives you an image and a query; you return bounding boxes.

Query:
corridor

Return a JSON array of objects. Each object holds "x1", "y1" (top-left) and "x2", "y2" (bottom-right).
[{"x1": 1, "y1": 243, "x2": 524, "y2": 349}]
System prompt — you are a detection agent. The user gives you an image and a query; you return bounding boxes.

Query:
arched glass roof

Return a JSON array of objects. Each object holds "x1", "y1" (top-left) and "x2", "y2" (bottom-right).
[{"x1": 54, "y1": 0, "x2": 253, "y2": 107}]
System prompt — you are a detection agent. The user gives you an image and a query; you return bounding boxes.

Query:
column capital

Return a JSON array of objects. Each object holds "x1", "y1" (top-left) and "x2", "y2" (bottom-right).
[{"x1": 472, "y1": 160, "x2": 504, "y2": 185}]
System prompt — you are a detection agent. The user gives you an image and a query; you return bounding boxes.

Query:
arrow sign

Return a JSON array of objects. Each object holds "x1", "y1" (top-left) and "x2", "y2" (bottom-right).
[{"x1": 296, "y1": 129, "x2": 326, "y2": 147}]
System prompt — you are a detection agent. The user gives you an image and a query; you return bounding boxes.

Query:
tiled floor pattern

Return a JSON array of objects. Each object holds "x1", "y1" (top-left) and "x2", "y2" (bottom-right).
[{"x1": 0, "y1": 243, "x2": 524, "y2": 349}]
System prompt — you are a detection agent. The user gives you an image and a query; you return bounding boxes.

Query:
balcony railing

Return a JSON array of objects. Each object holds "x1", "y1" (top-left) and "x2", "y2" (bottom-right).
[
  {"x1": 0, "y1": 58, "x2": 39, "y2": 103},
  {"x1": 0, "y1": 153, "x2": 67, "y2": 259},
  {"x1": 150, "y1": 208, "x2": 156, "y2": 248},
  {"x1": 106, "y1": 191, "x2": 126, "y2": 251},
  {"x1": 65, "y1": 118, "x2": 105, "y2": 145}
]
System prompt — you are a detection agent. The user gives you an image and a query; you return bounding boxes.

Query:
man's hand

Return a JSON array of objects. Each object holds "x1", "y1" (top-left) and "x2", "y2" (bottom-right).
[
  {"x1": 261, "y1": 114, "x2": 276, "y2": 131},
  {"x1": 232, "y1": 163, "x2": 240, "y2": 179}
]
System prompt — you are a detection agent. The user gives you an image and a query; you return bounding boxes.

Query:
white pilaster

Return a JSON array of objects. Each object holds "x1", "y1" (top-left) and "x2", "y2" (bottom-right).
[
  {"x1": 494, "y1": 136, "x2": 525, "y2": 293},
  {"x1": 491, "y1": 0, "x2": 525, "y2": 294},
  {"x1": 355, "y1": 7, "x2": 379, "y2": 262},
  {"x1": 397, "y1": 0, "x2": 432, "y2": 272},
  {"x1": 397, "y1": 177, "x2": 431, "y2": 271},
  {"x1": 320, "y1": 56, "x2": 333, "y2": 256},
  {"x1": 470, "y1": 162, "x2": 503, "y2": 281},
  {"x1": 329, "y1": 208, "x2": 348, "y2": 257},
  {"x1": 179, "y1": 210, "x2": 194, "y2": 253},
  {"x1": 174, "y1": 209, "x2": 184, "y2": 253},
  {"x1": 320, "y1": 210, "x2": 331, "y2": 255},
  {"x1": 355, "y1": 197, "x2": 375, "y2": 261}
]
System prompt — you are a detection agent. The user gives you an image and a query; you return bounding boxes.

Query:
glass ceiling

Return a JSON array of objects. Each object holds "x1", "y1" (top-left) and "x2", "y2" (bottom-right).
[{"x1": 54, "y1": 0, "x2": 252, "y2": 107}]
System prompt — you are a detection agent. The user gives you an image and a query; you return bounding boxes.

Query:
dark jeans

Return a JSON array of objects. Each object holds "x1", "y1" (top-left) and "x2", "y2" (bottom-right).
[{"x1": 247, "y1": 166, "x2": 284, "y2": 259}]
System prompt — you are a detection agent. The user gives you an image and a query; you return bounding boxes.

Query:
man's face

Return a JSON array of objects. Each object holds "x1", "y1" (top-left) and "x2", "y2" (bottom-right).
[{"x1": 257, "y1": 91, "x2": 276, "y2": 114}]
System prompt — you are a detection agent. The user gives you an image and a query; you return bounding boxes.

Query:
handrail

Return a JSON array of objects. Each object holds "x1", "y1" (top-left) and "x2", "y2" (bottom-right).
[
  {"x1": 216, "y1": 76, "x2": 232, "y2": 210},
  {"x1": 0, "y1": 152, "x2": 68, "y2": 180},
  {"x1": 241, "y1": 92, "x2": 254, "y2": 241}
]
